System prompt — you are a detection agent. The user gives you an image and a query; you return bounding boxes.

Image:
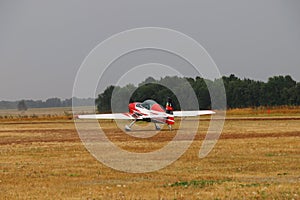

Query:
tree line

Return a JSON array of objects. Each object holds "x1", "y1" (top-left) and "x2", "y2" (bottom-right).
[
  {"x1": 95, "y1": 75, "x2": 300, "y2": 112},
  {"x1": 0, "y1": 97, "x2": 94, "y2": 110},
  {"x1": 1, "y1": 74, "x2": 299, "y2": 111}
]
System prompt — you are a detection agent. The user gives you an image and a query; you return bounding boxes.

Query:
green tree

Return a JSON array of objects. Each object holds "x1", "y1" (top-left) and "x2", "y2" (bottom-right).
[
  {"x1": 266, "y1": 75, "x2": 297, "y2": 106},
  {"x1": 95, "y1": 86, "x2": 115, "y2": 112},
  {"x1": 95, "y1": 75, "x2": 300, "y2": 112}
]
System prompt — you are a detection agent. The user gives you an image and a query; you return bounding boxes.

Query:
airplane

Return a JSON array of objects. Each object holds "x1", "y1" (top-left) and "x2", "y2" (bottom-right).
[{"x1": 77, "y1": 98, "x2": 215, "y2": 131}]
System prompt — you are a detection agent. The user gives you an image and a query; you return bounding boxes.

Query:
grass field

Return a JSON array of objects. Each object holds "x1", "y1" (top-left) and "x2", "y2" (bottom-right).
[{"x1": 0, "y1": 108, "x2": 300, "y2": 199}]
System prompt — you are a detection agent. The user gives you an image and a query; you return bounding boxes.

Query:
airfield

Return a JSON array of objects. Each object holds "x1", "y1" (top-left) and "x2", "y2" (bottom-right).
[{"x1": 0, "y1": 107, "x2": 299, "y2": 199}]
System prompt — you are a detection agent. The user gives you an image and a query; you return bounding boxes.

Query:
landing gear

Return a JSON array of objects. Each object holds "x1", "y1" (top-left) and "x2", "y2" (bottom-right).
[
  {"x1": 154, "y1": 123, "x2": 161, "y2": 131},
  {"x1": 125, "y1": 120, "x2": 136, "y2": 131},
  {"x1": 125, "y1": 121, "x2": 169, "y2": 131}
]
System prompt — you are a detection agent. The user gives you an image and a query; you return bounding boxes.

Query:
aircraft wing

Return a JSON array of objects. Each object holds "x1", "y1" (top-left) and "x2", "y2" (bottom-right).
[
  {"x1": 77, "y1": 110, "x2": 215, "y2": 119},
  {"x1": 77, "y1": 113, "x2": 135, "y2": 120},
  {"x1": 172, "y1": 110, "x2": 215, "y2": 117}
]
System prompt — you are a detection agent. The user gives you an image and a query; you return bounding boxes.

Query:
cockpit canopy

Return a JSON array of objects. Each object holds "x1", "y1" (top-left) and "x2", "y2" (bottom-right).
[{"x1": 136, "y1": 100, "x2": 165, "y2": 111}]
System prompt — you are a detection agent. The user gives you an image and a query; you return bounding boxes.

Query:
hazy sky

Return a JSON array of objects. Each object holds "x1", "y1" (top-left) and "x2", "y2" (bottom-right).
[{"x1": 0, "y1": 0, "x2": 299, "y2": 100}]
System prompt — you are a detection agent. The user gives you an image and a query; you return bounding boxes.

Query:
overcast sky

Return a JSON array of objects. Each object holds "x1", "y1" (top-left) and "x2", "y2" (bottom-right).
[{"x1": 0, "y1": 0, "x2": 299, "y2": 100}]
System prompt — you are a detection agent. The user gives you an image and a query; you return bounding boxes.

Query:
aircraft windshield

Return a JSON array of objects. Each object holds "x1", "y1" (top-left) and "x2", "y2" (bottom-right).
[{"x1": 141, "y1": 100, "x2": 164, "y2": 110}]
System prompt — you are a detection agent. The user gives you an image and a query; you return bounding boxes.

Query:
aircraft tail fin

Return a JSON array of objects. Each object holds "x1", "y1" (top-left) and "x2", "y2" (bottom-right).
[
  {"x1": 165, "y1": 97, "x2": 174, "y2": 114},
  {"x1": 165, "y1": 97, "x2": 174, "y2": 125}
]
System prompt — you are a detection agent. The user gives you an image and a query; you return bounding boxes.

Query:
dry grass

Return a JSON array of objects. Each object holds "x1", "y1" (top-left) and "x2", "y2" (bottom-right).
[
  {"x1": 227, "y1": 106, "x2": 300, "y2": 116},
  {"x1": 0, "y1": 106, "x2": 92, "y2": 121},
  {"x1": 0, "y1": 107, "x2": 73, "y2": 116},
  {"x1": 0, "y1": 108, "x2": 300, "y2": 199}
]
